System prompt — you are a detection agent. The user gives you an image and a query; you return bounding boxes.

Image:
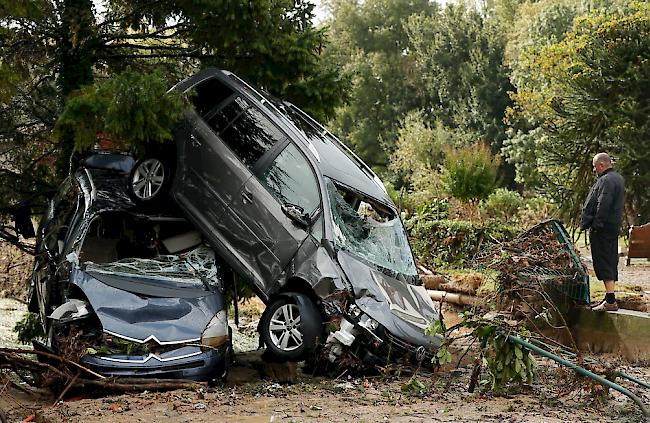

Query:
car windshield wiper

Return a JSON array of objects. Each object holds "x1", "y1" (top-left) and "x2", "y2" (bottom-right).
[{"x1": 184, "y1": 258, "x2": 215, "y2": 292}]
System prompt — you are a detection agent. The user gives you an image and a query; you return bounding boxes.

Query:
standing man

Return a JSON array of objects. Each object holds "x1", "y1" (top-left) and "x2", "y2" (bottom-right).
[{"x1": 580, "y1": 153, "x2": 625, "y2": 311}]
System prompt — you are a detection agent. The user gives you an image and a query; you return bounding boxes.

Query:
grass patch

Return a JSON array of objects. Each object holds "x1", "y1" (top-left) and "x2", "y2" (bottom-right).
[{"x1": 589, "y1": 280, "x2": 640, "y2": 302}]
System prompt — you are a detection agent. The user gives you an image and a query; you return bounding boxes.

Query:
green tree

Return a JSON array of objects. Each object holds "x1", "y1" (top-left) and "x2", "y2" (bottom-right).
[
  {"x1": 54, "y1": 69, "x2": 185, "y2": 153},
  {"x1": 506, "y1": 1, "x2": 650, "y2": 225},
  {"x1": 406, "y1": 3, "x2": 514, "y2": 154},
  {"x1": 389, "y1": 110, "x2": 473, "y2": 205},
  {"x1": 323, "y1": 0, "x2": 438, "y2": 167}
]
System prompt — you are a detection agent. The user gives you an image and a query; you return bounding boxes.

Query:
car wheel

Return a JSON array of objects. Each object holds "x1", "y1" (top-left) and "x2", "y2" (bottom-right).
[
  {"x1": 259, "y1": 294, "x2": 322, "y2": 361},
  {"x1": 128, "y1": 157, "x2": 171, "y2": 204}
]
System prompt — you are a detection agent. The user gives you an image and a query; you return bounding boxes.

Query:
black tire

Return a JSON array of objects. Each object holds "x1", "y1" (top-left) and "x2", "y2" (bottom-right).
[
  {"x1": 127, "y1": 156, "x2": 173, "y2": 205},
  {"x1": 259, "y1": 293, "x2": 322, "y2": 361}
]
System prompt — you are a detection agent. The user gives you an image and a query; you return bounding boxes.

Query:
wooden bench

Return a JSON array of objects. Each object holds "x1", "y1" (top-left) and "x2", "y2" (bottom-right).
[{"x1": 627, "y1": 223, "x2": 650, "y2": 265}]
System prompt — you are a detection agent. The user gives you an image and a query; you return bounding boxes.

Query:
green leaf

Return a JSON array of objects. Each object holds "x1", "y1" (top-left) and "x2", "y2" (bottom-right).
[{"x1": 514, "y1": 346, "x2": 523, "y2": 360}]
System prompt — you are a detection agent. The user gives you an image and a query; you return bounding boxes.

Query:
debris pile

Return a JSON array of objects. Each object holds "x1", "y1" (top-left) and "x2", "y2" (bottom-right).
[{"x1": 473, "y1": 220, "x2": 588, "y2": 321}]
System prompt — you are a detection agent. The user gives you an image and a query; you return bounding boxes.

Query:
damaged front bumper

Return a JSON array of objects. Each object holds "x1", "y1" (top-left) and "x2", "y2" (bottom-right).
[
  {"x1": 323, "y1": 251, "x2": 443, "y2": 365},
  {"x1": 81, "y1": 345, "x2": 227, "y2": 380},
  {"x1": 325, "y1": 304, "x2": 441, "y2": 365}
]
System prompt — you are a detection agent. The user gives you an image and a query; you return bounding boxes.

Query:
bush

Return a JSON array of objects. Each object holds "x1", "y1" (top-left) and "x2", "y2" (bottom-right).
[
  {"x1": 518, "y1": 196, "x2": 555, "y2": 224},
  {"x1": 441, "y1": 142, "x2": 500, "y2": 201},
  {"x1": 406, "y1": 217, "x2": 519, "y2": 268},
  {"x1": 415, "y1": 198, "x2": 449, "y2": 220},
  {"x1": 481, "y1": 188, "x2": 525, "y2": 221},
  {"x1": 14, "y1": 312, "x2": 44, "y2": 344}
]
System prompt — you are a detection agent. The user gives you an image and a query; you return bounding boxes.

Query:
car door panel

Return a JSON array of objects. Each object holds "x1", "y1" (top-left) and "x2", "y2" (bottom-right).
[
  {"x1": 229, "y1": 178, "x2": 305, "y2": 269},
  {"x1": 220, "y1": 142, "x2": 321, "y2": 294}
]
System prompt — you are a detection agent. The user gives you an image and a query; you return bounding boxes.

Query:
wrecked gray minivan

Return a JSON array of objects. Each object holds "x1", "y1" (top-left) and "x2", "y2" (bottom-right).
[
  {"x1": 28, "y1": 163, "x2": 229, "y2": 381},
  {"x1": 127, "y1": 69, "x2": 443, "y2": 365}
]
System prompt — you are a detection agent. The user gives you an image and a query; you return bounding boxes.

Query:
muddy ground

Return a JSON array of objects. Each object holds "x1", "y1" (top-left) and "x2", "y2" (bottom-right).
[
  {"x1": 1, "y1": 242, "x2": 650, "y2": 422},
  {"x1": 2, "y1": 345, "x2": 648, "y2": 423}
]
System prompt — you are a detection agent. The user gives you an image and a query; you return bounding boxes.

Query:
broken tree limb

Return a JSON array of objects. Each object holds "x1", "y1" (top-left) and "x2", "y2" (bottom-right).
[
  {"x1": 53, "y1": 371, "x2": 80, "y2": 405},
  {"x1": 0, "y1": 348, "x2": 106, "y2": 380},
  {"x1": 0, "y1": 348, "x2": 207, "y2": 395},
  {"x1": 428, "y1": 290, "x2": 483, "y2": 307}
]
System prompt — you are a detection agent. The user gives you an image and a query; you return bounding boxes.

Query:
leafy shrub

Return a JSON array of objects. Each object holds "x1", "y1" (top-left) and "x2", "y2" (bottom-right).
[
  {"x1": 414, "y1": 198, "x2": 449, "y2": 220},
  {"x1": 518, "y1": 196, "x2": 555, "y2": 224},
  {"x1": 481, "y1": 188, "x2": 525, "y2": 220},
  {"x1": 441, "y1": 142, "x2": 499, "y2": 201},
  {"x1": 384, "y1": 181, "x2": 417, "y2": 212},
  {"x1": 462, "y1": 311, "x2": 536, "y2": 392},
  {"x1": 14, "y1": 312, "x2": 44, "y2": 344},
  {"x1": 406, "y1": 217, "x2": 519, "y2": 268}
]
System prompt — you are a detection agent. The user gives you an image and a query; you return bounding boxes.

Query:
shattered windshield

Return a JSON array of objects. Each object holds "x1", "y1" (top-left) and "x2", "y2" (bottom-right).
[
  {"x1": 85, "y1": 245, "x2": 221, "y2": 291},
  {"x1": 326, "y1": 178, "x2": 417, "y2": 280}
]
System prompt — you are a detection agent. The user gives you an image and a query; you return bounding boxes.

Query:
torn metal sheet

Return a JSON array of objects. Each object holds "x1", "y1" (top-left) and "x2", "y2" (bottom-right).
[
  {"x1": 49, "y1": 299, "x2": 91, "y2": 323},
  {"x1": 292, "y1": 241, "x2": 348, "y2": 300},
  {"x1": 70, "y1": 268, "x2": 224, "y2": 344}
]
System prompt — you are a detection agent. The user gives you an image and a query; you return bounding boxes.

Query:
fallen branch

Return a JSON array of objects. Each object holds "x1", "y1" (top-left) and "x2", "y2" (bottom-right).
[{"x1": 0, "y1": 348, "x2": 106, "y2": 379}]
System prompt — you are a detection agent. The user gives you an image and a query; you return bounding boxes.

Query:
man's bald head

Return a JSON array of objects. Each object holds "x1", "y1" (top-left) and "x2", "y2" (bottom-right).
[{"x1": 592, "y1": 152, "x2": 612, "y2": 174}]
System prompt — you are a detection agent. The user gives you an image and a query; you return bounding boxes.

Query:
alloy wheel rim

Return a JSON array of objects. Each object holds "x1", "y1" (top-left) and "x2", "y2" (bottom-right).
[
  {"x1": 132, "y1": 159, "x2": 165, "y2": 200},
  {"x1": 269, "y1": 304, "x2": 302, "y2": 351}
]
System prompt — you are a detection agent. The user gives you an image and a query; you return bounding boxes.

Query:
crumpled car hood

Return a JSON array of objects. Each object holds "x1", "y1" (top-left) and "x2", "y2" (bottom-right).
[
  {"x1": 70, "y1": 268, "x2": 224, "y2": 344},
  {"x1": 337, "y1": 251, "x2": 442, "y2": 349}
]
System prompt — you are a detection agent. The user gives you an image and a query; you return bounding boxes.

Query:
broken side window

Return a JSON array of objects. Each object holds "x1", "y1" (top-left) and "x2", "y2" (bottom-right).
[
  {"x1": 326, "y1": 178, "x2": 417, "y2": 280},
  {"x1": 44, "y1": 178, "x2": 83, "y2": 256}
]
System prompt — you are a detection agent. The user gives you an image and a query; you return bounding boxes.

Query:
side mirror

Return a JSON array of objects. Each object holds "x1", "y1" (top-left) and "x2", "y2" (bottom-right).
[
  {"x1": 13, "y1": 201, "x2": 35, "y2": 239},
  {"x1": 281, "y1": 203, "x2": 311, "y2": 228}
]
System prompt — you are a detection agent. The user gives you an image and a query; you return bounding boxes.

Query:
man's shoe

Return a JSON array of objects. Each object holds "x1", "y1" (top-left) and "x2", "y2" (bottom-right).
[{"x1": 592, "y1": 301, "x2": 618, "y2": 312}]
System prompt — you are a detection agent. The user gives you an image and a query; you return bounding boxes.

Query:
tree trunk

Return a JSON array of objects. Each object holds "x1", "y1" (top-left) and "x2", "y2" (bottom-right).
[{"x1": 56, "y1": 0, "x2": 96, "y2": 175}]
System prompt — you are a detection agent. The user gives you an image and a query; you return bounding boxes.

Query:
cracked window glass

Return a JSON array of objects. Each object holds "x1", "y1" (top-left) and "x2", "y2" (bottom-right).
[
  {"x1": 85, "y1": 245, "x2": 221, "y2": 290},
  {"x1": 326, "y1": 178, "x2": 417, "y2": 279},
  {"x1": 44, "y1": 178, "x2": 82, "y2": 255}
]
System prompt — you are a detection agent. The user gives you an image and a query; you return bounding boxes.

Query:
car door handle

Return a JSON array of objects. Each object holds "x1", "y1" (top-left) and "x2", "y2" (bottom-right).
[{"x1": 241, "y1": 190, "x2": 253, "y2": 204}]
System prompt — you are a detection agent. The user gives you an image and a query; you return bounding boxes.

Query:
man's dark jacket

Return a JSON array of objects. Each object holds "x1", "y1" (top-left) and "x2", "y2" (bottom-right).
[{"x1": 580, "y1": 168, "x2": 625, "y2": 233}]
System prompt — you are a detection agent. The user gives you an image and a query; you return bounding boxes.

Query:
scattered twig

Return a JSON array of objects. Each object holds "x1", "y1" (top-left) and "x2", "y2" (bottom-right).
[{"x1": 53, "y1": 371, "x2": 79, "y2": 406}]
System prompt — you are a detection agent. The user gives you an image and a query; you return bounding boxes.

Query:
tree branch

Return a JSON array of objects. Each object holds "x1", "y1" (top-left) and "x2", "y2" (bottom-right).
[{"x1": 96, "y1": 0, "x2": 165, "y2": 29}]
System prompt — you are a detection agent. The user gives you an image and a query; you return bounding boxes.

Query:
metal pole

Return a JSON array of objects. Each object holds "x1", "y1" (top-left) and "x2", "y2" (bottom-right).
[
  {"x1": 529, "y1": 338, "x2": 650, "y2": 391},
  {"x1": 507, "y1": 334, "x2": 649, "y2": 417},
  {"x1": 616, "y1": 372, "x2": 650, "y2": 391}
]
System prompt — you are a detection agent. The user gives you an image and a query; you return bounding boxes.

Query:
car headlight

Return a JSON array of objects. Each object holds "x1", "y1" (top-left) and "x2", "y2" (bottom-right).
[{"x1": 201, "y1": 310, "x2": 229, "y2": 348}]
